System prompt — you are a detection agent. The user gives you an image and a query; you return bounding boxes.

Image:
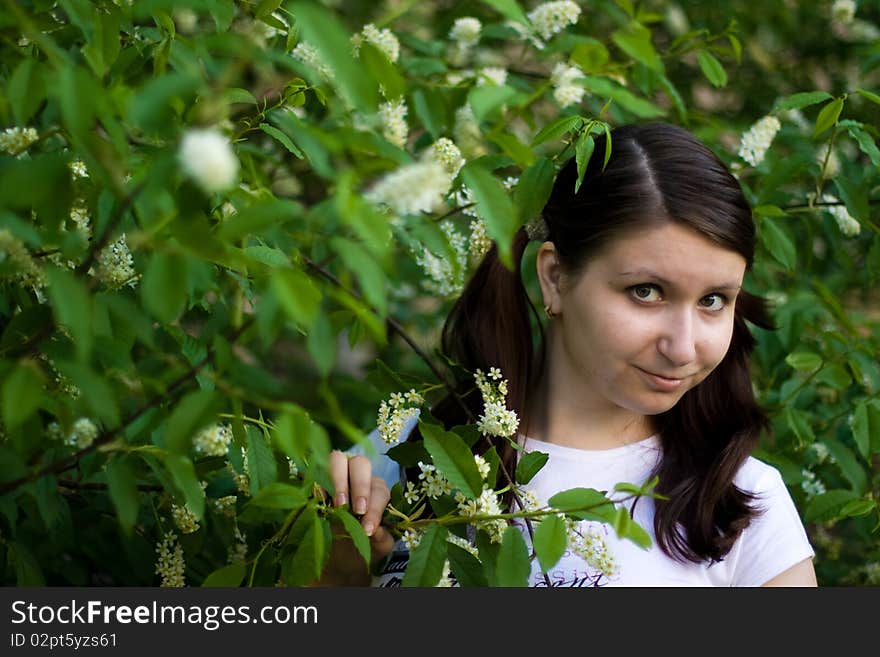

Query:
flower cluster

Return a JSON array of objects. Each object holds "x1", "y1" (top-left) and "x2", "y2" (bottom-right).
[
  {"x1": 550, "y1": 62, "x2": 585, "y2": 107},
  {"x1": 48, "y1": 418, "x2": 99, "y2": 449},
  {"x1": 366, "y1": 159, "x2": 452, "y2": 216},
  {"x1": 352, "y1": 24, "x2": 400, "y2": 62},
  {"x1": 417, "y1": 461, "x2": 454, "y2": 498},
  {"x1": 0, "y1": 229, "x2": 45, "y2": 290},
  {"x1": 292, "y1": 42, "x2": 334, "y2": 80},
  {"x1": 800, "y1": 469, "x2": 827, "y2": 499},
  {"x1": 69, "y1": 159, "x2": 88, "y2": 179},
  {"x1": 453, "y1": 105, "x2": 486, "y2": 158},
  {"x1": 428, "y1": 138, "x2": 465, "y2": 177},
  {"x1": 227, "y1": 526, "x2": 248, "y2": 564},
  {"x1": 69, "y1": 203, "x2": 91, "y2": 238},
  {"x1": 171, "y1": 503, "x2": 200, "y2": 534},
  {"x1": 376, "y1": 389, "x2": 424, "y2": 445},
  {"x1": 468, "y1": 219, "x2": 492, "y2": 264},
  {"x1": 155, "y1": 532, "x2": 186, "y2": 587},
  {"x1": 0, "y1": 126, "x2": 38, "y2": 155},
  {"x1": 831, "y1": 0, "x2": 856, "y2": 25},
  {"x1": 378, "y1": 98, "x2": 409, "y2": 148},
  {"x1": 413, "y1": 220, "x2": 468, "y2": 297},
  {"x1": 476, "y1": 66, "x2": 507, "y2": 86},
  {"x1": 474, "y1": 367, "x2": 519, "y2": 438},
  {"x1": 227, "y1": 447, "x2": 250, "y2": 495},
  {"x1": 212, "y1": 495, "x2": 238, "y2": 518},
  {"x1": 95, "y1": 234, "x2": 137, "y2": 290},
  {"x1": 455, "y1": 487, "x2": 506, "y2": 542},
  {"x1": 527, "y1": 1, "x2": 582, "y2": 42},
  {"x1": 178, "y1": 127, "x2": 239, "y2": 193},
  {"x1": 737, "y1": 115, "x2": 781, "y2": 166},
  {"x1": 822, "y1": 194, "x2": 860, "y2": 236},
  {"x1": 449, "y1": 17, "x2": 482, "y2": 47},
  {"x1": 193, "y1": 423, "x2": 233, "y2": 457},
  {"x1": 566, "y1": 519, "x2": 620, "y2": 579}
]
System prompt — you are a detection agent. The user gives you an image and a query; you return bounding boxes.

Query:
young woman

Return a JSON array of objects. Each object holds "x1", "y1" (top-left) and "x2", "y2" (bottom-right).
[{"x1": 326, "y1": 122, "x2": 816, "y2": 587}]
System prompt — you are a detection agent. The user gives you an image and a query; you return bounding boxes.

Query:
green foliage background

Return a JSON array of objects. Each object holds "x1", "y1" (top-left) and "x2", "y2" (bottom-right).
[{"x1": 0, "y1": 0, "x2": 878, "y2": 587}]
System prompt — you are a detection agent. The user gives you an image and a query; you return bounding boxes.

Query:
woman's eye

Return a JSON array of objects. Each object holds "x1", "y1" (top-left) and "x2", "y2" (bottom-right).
[
  {"x1": 700, "y1": 294, "x2": 727, "y2": 311},
  {"x1": 630, "y1": 284, "x2": 661, "y2": 302}
]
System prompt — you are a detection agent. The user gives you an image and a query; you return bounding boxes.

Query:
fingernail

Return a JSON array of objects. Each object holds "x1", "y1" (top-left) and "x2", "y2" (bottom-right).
[
  {"x1": 335, "y1": 492, "x2": 347, "y2": 507},
  {"x1": 363, "y1": 521, "x2": 375, "y2": 537},
  {"x1": 355, "y1": 497, "x2": 367, "y2": 514}
]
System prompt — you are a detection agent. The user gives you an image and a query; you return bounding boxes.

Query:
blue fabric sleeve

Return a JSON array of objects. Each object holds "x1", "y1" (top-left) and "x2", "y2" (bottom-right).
[{"x1": 346, "y1": 412, "x2": 419, "y2": 490}]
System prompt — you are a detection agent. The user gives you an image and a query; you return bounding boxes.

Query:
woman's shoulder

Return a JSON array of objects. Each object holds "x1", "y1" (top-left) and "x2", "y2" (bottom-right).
[{"x1": 733, "y1": 455, "x2": 791, "y2": 503}]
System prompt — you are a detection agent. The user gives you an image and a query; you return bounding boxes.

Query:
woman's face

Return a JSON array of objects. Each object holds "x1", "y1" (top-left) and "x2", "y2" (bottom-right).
[{"x1": 538, "y1": 222, "x2": 747, "y2": 418}]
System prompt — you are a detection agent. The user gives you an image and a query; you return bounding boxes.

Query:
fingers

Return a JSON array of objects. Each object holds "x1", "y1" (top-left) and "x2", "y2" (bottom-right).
[
  {"x1": 347, "y1": 455, "x2": 373, "y2": 516},
  {"x1": 328, "y1": 450, "x2": 350, "y2": 507},
  {"x1": 369, "y1": 524, "x2": 395, "y2": 563},
  {"x1": 360, "y1": 476, "x2": 391, "y2": 538}
]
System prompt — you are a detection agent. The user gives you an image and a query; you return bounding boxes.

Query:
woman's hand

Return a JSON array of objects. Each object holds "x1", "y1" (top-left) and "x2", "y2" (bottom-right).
[{"x1": 314, "y1": 450, "x2": 396, "y2": 586}]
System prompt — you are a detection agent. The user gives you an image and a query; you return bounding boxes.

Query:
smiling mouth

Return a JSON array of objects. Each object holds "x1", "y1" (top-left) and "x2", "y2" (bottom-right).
[{"x1": 635, "y1": 367, "x2": 690, "y2": 390}]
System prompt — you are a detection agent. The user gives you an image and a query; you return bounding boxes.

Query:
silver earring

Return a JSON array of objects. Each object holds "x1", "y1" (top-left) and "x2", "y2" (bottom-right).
[{"x1": 543, "y1": 304, "x2": 557, "y2": 319}]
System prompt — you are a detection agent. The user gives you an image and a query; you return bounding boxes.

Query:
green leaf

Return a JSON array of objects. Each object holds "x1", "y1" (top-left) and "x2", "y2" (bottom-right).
[
  {"x1": 696, "y1": 50, "x2": 727, "y2": 88},
  {"x1": 851, "y1": 400, "x2": 880, "y2": 459},
  {"x1": 1, "y1": 361, "x2": 45, "y2": 430},
  {"x1": 287, "y1": 513, "x2": 328, "y2": 585},
  {"x1": 548, "y1": 487, "x2": 615, "y2": 521},
  {"x1": 612, "y1": 22, "x2": 664, "y2": 73},
  {"x1": 105, "y1": 457, "x2": 140, "y2": 535},
  {"x1": 533, "y1": 514, "x2": 567, "y2": 572},
  {"x1": 260, "y1": 123, "x2": 304, "y2": 158},
  {"x1": 514, "y1": 157, "x2": 555, "y2": 227},
  {"x1": 530, "y1": 115, "x2": 583, "y2": 147},
  {"x1": 580, "y1": 76, "x2": 665, "y2": 118},
  {"x1": 46, "y1": 266, "x2": 92, "y2": 362},
  {"x1": 515, "y1": 451, "x2": 549, "y2": 485},
  {"x1": 609, "y1": 506, "x2": 652, "y2": 548},
  {"x1": 141, "y1": 253, "x2": 188, "y2": 324},
  {"x1": 8, "y1": 58, "x2": 46, "y2": 125},
  {"x1": 10, "y1": 542, "x2": 45, "y2": 586},
  {"x1": 754, "y1": 204, "x2": 787, "y2": 217},
  {"x1": 772, "y1": 91, "x2": 833, "y2": 113},
  {"x1": 804, "y1": 489, "x2": 860, "y2": 523},
  {"x1": 129, "y1": 72, "x2": 200, "y2": 135},
  {"x1": 814, "y1": 364, "x2": 851, "y2": 390},
  {"x1": 412, "y1": 87, "x2": 448, "y2": 139},
  {"x1": 446, "y1": 542, "x2": 488, "y2": 587},
  {"x1": 823, "y1": 438, "x2": 867, "y2": 495},
  {"x1": 855, "y1": 88, "x2": 880, "y2": 106},
  {"x1": 290, "y1": 1, "x2": 377, "y2": 114},
  {"x1": 574, "y1": 132, "x2": 595, "y2": 193},
  {"x1": 305, "y1": 311, "x2": 337, "y2": 379},
  {"x1": 813, "y1": 97, "x2": 844, "y2": 137},
  {"x1": 329, "y1": 236, "x2": 388, "y2": 315},
  {"x1": 359, "y1": 43, "x2": 406, "y2": 101},
  {"x1": 468, "y1": 84, "x2": 519, "y2": 122},
  {"x1": 496, "y1": 525, "x2": 530, "y2": 586},
  {"x1": 758, "y1": 217, "x2": 797, "y2": 271},
  {"x1": 845, "y1": 124, "x2": 880, "y2": 168},
  {"x1": 164, "y1": 453, "x2": 204, "y2": 521},
  {"x1": 785, "y1": 408, "x2": 816, "y2": 447},
  {"x1": 785, "y1": 352, "x2": 822, "y2": 372},
  {"x1": 402, "y1": 523, "x2": 448, "y2": 587},
  {"x1": 217, "y1": 199, "x2": 303, "y2": 241},
  {"x1": 271, "y1": 268, "x2": 321, "y2": 329},
  {"x1": 250, "y1": 482, "x2": 307, "y2": 509},
  {"x1": 480, "y1": 0, "x2": 529, "y2": 24},
  {"x1": 490, "y1": 132, "x2": 535, "y2": 169},
  {"x1": 421, "y1": 422, "x2": 484, "y2": 499},
  {"x1": 839, "y1": 499, "x2": 876, "y2": 518},
  {"x1": 570, "y1": 39, "x2": 610, "y2": 74},
  {"x1": 246, "y1": 425, "x2": 278, "y2": 494},
  {"x1": 202, "y1": 562, "x2": 246, "y2": 587},
  {"x1": 164, "y1": 390, "x2": 222, "y2": 454},
  {"x1": 461, "y1": 159, "x2": 519, "y2": 269},
  {"x1": 332, "y1": 507, "x2": 371, "y2": 568}
]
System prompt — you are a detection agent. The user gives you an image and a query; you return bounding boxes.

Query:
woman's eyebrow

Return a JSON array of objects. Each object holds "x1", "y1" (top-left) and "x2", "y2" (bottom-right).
[{"x1": 617, "y1": 269, "x2": 742, "y2": 291}]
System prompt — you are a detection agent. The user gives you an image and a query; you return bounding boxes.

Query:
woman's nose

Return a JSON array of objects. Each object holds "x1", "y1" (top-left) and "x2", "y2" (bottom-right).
[{"x1": 657, "y1": 309, "x2": 697, "y2": 367}]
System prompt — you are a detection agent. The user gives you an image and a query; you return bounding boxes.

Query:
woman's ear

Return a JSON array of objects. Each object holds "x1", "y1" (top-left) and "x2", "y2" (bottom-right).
[{"x1": 536, "y1": 241, "x2": 564, "y2": 315}]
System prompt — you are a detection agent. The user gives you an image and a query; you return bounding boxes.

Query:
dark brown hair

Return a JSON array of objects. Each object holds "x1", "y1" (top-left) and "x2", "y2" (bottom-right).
[{"x1": 421, "y1": 122, "x2": 773, "y2": 564}]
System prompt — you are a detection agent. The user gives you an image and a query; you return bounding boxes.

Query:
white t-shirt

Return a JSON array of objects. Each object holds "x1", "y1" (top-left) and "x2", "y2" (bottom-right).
[{"x1": 351, "y1": 416, "x2": 814, "y2": 587}]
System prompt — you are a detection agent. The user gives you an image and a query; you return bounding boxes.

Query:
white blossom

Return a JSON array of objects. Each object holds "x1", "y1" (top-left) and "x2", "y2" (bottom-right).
[
  {"x1": 566, "y1": 520, "x2": 619, "y2": 579},
  {"x1": 0, "y1": 229, "x2": 45, "y2": 290},
  {"x1": 450, "y1": 17, "x2": 482, "y2": 47},
  {"x1": 831, "y1": 0, "x2": 856, "y2": 25},
  {"x1": 193, "y1": 423, "x2": 233, "y2": 457},
  {"x1": 376, "y1": 389, "x2": 424, "y2": 445},
  {"x1": 816, "y1": 145, "x2": 841, "y2": 178},
  {"x1": 477, "y1": 66, "x2": 507, "y2": 86},
  {"x1": 227, "y1": 526, "x2": 248, "y2": 564},
  {"x1": 469, "y1": 219, "x2": 492, "y2": 263},
  {"x1": 455, "y1": 487, "x2": 506, "y2": 542},
  {"x1": 413, "y1": 219, "x2": 468, "y2": 297},
  {"x1": 453, "y1": 105, "x2": 486, "y2": 158},
  {"x1": 171, "y1": 503, "x2": 200, "y2": 534},
  {"x1": 0, "y1": 126, "x2": 38, "y2": 155},
  {"x1": 212, "y1": 495, "x2": 238, "y2": 518},
  {"x1": 417, "y1": 461, "x2": 454, "y2": 499},
  {"x1": 737, "y1": 115, "x2": 781, "y2": 166},
  {"x1": 800, "y1": 469, "x2": 826, "y2": 498},
  {"x1": 95, "y1": 234, "x2": 138, "y2": 290},
  {"x1": 366, "y1": 160, "x2": 453, "y2": 215},
  {"x1": 178, "y1": 128, "x2": 239, "y2": 193},
  {"x1": 474, "y1": 368, "x2": 519, "y2": 438},
  {"x1": 551, "y1": 62, "x2": 585, "y2": 107},
  {"x1": 379, "y1": 98, "x2": 409, "y2": 148},
  {"x1": 352, "y1": 24, "x2": 400, "y2": 62},
  {"x1": 69, "y1": 202, "x2": 91, "y2": 238},
  {"x1": 402, "y1": 528, "x2": 423, "y2": 550},
  {"x1": 822, "y1": 194, "x2": 860, "y2": 236},
  {"x1": 62, "y1": 418, "x2": 99, "y2": 449},
  {"x1": 527, "y1": 1, "x2": 582, "y2": 41},
  {"x1": 155, "y1": 532, "x2": 186, "y2": 587},
  {"x1": 69, "y1": 159, "x2": 88, "y2": 179},
  {"x1": 292, "y1": 42, "x2": 334, "y2": 80},
  {"x1": 428, "y1": 138, "x2": 465, "y2": 177}
]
